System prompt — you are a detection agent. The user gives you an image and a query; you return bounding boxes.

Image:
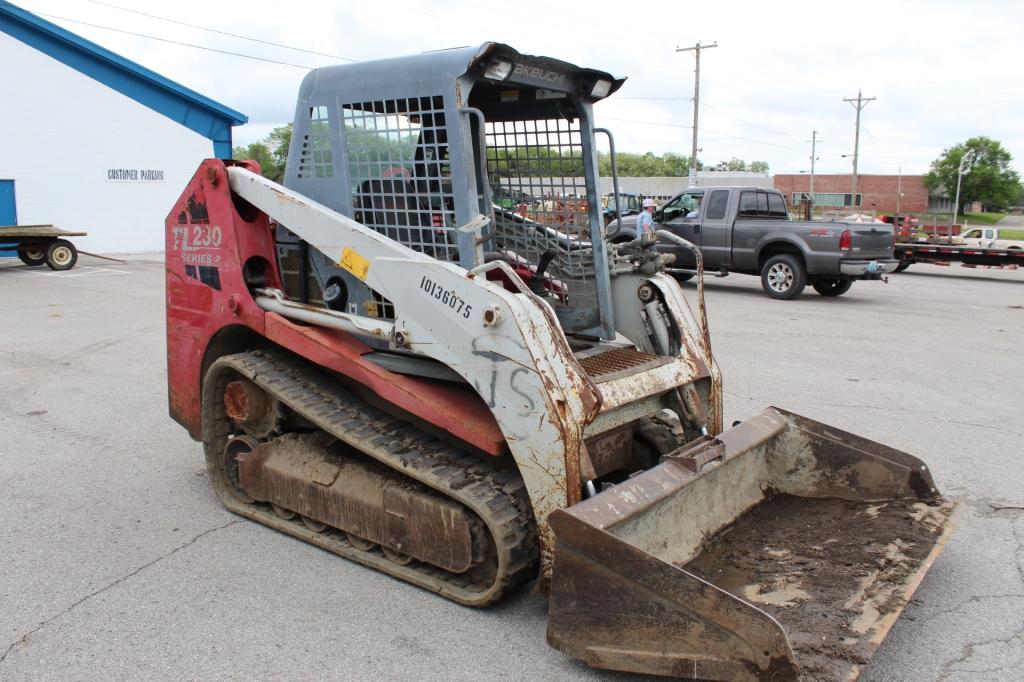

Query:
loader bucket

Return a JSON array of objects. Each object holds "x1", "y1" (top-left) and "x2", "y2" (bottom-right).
[{"x1": 547, "y1": 407, "x2": 956, "y2": 681}]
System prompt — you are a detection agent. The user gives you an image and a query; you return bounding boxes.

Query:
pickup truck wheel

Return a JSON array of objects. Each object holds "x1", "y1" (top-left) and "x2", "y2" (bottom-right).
[
  {"x1": 760, "y1": 254, "x2": 806, "y2": 300},
  {"x1": 812, "y1": 278, "x2": 853, "y2": 297}
]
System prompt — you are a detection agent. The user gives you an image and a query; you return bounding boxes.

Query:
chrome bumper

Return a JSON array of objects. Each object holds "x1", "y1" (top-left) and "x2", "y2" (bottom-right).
[{"x1": 839, "y1": 258, "x2": 899, "y2": 277}]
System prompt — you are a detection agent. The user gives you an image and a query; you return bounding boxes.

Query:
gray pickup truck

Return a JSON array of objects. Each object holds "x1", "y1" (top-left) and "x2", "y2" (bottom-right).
[{"x1": 606, "y1": 186, "x2": 899, "y2": 299}]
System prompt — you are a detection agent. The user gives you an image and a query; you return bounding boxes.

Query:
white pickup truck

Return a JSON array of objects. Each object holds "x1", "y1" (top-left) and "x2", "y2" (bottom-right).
[{"x1": 955, "y1": 227, "x2": 1024, "y2": 250}]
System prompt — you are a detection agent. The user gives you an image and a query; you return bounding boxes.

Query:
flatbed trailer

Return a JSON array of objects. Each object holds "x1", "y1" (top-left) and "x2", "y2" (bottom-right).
[
  {"x1": 0, "y1": 224, "x2": 85, "y2": 270},
  {"x1": 894, "y1": 241, "x2": 1024, "y2": 271}
]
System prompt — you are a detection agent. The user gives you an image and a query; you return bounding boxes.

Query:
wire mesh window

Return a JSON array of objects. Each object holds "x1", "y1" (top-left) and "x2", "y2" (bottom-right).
[
  {"x1": 296, "y1": 105, "x2": 334, "y2": 179},
  {"x1": 486, "y1": 118, "x2": 598, "y2": 323},
  {"x1": 341, "y1": 97, "x2": 457, "y2": 261}
]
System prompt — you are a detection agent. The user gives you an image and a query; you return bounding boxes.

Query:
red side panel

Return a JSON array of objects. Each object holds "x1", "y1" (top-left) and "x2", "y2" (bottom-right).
[
  {"x1": 165, "y1": 159, "x2": 507, "y2": 456},
  {"x1": 263, "y1": 315, "x2": 507, "y2": 455}
]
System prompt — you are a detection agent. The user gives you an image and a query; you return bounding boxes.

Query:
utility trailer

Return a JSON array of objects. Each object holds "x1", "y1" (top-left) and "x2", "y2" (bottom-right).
[
  {"x1": 894, "y1": 241, "x2": 1024, "y2": 271},
  {"x1": 0, "y1": 224, "x2": 84, "y2": 270}
]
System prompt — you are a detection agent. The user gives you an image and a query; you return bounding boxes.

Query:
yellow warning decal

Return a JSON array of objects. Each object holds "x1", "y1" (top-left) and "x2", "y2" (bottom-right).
[{"x1": 338, "y1": 247, "x2": 370, "y2": 281}]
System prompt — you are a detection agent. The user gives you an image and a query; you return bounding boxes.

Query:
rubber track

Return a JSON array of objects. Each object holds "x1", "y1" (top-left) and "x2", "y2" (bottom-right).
[{"x1": 203, "y1": 350, "x2": 538, "y2": 607}]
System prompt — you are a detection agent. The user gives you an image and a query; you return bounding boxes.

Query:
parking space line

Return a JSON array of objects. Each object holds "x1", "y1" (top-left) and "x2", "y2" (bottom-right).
[{"x1": 23, "y1": 265, "x2": 133, "y2": 277}]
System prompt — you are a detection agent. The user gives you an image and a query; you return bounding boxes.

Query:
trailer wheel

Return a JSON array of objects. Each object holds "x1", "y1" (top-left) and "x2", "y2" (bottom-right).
[
  {"x1": 894, "y1": 260, "x2": 912, "y2": 272},
  {"x1": 17, "y1": 246, "x2": 47, "y2": 266},
  {"x1": 760, "y1": 254, "x2": 806, "y2": 300},
  {"x1": 812, "y1": 278, "x2": 853, "y2": 297},
  {"x1": 45, "y1": 239, "x2": 77, "y2": 271}
]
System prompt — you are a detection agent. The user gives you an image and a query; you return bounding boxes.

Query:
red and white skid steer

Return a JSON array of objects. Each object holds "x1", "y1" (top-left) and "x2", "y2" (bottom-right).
[{"x1": 165, "y1": 43, "x2": 955, "y2": 680}]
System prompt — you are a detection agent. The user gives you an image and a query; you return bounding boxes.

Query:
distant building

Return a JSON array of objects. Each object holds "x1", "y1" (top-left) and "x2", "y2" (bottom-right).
[
  {"x1": 771, "y1": 174, "x2": 949, "y2": 215},
  {"x1": 693, "y1": 170, "x2": 772, "y2": 189},
  {"x1": 0, "y1": 2, "x2": 247, "y2": 253},
  {"x1": 498, "y1": 172, "x2": 771, "y2": 204}
]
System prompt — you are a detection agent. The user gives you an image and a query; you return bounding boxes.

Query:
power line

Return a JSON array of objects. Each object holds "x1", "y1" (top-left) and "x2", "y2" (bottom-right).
[
  {"x1": 612, "y1": 95, "x2": 857, "y2": 140},
  {"x1": 33, "y1": 11, "x2": 314, "y2": 69},
  {"x1": 85, "y1": 0, "x2": 356, "y2": 62},
  {"x1": 716, "y1": 61, "x2": 849, "y2": 97},
  {"x1": 700, "y1": 101, "x2": 806, "y2": 138},
  {"x1": 616, "y1": 96, "x2": 691, "y2": 101},
  {"x1": 598, "y1": 115, "x2": 834, "y2": 153}
]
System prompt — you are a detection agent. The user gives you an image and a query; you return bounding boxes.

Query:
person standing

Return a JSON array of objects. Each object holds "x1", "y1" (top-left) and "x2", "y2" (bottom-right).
[{"x1": 638, "y1": 198, "x2": 656, "y2": 238}]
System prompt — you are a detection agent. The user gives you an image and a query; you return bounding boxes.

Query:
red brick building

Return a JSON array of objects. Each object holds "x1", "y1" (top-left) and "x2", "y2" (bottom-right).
[{"x1": 772, "y1": 174, "x2": 935, "y2": 214}]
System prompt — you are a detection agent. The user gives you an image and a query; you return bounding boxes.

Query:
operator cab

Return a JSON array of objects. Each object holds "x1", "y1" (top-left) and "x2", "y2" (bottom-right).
[{"x1": 277, "y1": 43, "x2": 624, "y2": 340}]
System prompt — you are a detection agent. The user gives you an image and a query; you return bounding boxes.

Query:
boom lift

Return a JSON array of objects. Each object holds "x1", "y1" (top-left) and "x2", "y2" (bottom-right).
[{"x1": 166, "y1": 43, "x2": 955, "y2": 680}]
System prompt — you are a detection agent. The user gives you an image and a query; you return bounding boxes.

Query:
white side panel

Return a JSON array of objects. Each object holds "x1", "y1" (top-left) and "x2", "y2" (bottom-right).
[{"x1": 0, "y1": 33, "x2": 218, "y2": 253}]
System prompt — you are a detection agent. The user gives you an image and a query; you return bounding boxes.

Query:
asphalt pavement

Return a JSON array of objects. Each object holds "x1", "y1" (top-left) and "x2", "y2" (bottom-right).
[{"x1": 1, "y1": 254, "x2": 1021, "y2": 681}]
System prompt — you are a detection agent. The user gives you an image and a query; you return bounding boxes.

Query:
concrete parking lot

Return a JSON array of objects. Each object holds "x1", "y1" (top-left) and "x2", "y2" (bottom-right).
[{"x1": 1, "y1": 254, "x2": 1021, "y2": 681}]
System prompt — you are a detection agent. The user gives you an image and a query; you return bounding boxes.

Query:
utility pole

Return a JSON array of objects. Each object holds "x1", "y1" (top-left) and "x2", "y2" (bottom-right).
[
  {"x1": 809, "y1": 130, "x2": 818, "y2": 200},
  {"x1": 895, "y1": 166, "x2": 902, "y2": 223},
  {"x1": 843, "y1": 90, "x2": 875, "y2": 210},
  {"x1": 952, "y1": 149, "x2": 975, "y2": 231},
  {"x1": 676, "y1": 41, "x2": 717, "y2": 187}
]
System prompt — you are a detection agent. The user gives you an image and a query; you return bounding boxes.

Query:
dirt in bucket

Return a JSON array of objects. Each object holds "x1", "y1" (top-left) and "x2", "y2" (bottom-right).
[{"x1": 683, "y1": 494, "x2": 949, "y2": 681}]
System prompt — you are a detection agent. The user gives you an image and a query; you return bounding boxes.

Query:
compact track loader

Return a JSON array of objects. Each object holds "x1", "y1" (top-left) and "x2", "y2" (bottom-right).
[{"x1": 166, "y1": 43, "x2": 955, "y2": 680}]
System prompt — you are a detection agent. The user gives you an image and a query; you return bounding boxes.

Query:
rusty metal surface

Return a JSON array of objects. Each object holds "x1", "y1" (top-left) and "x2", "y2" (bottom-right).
[
  {"x1": 595, "y1": 357, "x2": 700, "y2": 412},
  {"x1": 223, "y1": 379, "x2": 266, "y2": 421},
  {"x1": 237, "y1": 431, "x2": 478, "y2": 573},
  {"x1": 577, "y1": 346, "x2": 670, "y2": 382},
  {"x1": 223, "y1": 379, "x2": 282, "y2": 439},
  {"x1": 546, "y1": 407, "x2": 957, "y2": 680},
  {"x1": 648, "y1": 273, "x2": 722, "y2": 434},
  {"x1": 548, "y1": 508, "x2": 797, "y2": 681},
  {"x1": 582, "y1": 426, "x2": 634, "y2": 479},
  {"x1": 205, "y1": 352, "x2": 537, "y2": 607}
]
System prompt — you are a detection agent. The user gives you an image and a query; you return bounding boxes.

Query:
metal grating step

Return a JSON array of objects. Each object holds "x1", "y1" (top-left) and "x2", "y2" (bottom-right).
[{"x1": 577, "y1": 347, "x2": 671, "y2": 383}]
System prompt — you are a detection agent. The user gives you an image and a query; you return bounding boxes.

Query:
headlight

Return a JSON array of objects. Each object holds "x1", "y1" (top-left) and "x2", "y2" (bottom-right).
[
  {"x1": 591, "y1": 79, "x2": 612, "y2": 98},
  {"x1": 484, "y1": 60, "x2": 513, "y2": 81}
]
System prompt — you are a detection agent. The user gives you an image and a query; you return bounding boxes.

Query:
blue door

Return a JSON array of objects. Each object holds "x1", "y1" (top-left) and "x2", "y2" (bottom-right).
[{"x1": 0, "y1": 180, "x2": 16, "y2": 256}]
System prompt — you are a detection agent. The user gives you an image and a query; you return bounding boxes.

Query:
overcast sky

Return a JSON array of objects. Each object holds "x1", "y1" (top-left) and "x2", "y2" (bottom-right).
[{"x1": 19, "y1": 0, "x2": 1024, "y2": 177}]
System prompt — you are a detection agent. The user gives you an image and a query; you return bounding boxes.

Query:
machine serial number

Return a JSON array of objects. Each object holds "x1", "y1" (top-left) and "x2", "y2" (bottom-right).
[{"x1": 419, "y1": 276, "x2": 472, "y2": 318}]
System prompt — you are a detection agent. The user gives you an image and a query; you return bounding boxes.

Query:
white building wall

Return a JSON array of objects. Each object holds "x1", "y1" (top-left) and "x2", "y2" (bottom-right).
[{"x1": 0, "y1": 33, "x2": 216, "y2": 253}]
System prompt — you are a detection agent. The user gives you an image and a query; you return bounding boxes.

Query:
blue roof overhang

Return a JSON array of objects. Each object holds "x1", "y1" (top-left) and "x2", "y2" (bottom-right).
[{"x1": 0, "y1": 1, "x2": 248, "y2": 158}]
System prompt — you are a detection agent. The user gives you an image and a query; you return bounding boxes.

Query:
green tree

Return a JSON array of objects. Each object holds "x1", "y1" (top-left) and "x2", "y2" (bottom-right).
[
  {"x1": 597, "y1": 151, "x2": 697, "y2": 177},
  {"x1": 923, "y1": 137, "x2": 1023, "y2": 211},
  {"x1": 233, "y1": 123, "x2": 293, "y2": 183},
  {"x1": 713, "y1": 158, "x2": 769, "y2": 173}
]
